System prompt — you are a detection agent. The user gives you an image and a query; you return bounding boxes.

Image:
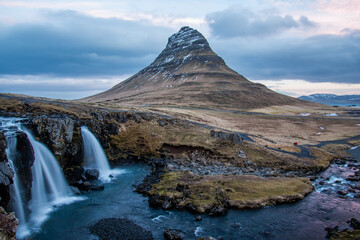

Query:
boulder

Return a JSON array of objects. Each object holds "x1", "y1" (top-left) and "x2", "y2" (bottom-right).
[
  {"x1": 14, "y1": 132, "x2": 35, "y2": 201},
  {"x1": 208, "y1": 205, "x2": 228, "y2": 216},
  {"x1": 347, "y1": 175, "x2": 360, "y2": 181},
  {"x1": 0, "y1": 162, "x2": 14, "y2": 208},
  {"x1": 164, "y1": 229, "x2": 185, "y2": 240},
  {"x1": 85, "y1": 169, "x2": 100, "y2": 180},
  {"x1": 69, "y1": 186, "x2": 81, "y2": 195},
  {"x1": 89, "y1": 218, "x2": 154, "y2": 240},
  {"x1": 347, "y1": 218, "x2": 360, "y2": 229},
  {"x1": 210, "y1": 130, "x2": 242, "y2": 145},
  {"x1": 195, "y1": 215, "x2": 202, "y2": 221}
]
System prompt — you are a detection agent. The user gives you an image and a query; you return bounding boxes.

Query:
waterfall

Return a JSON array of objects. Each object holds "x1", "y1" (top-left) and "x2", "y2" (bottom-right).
[
  {"x1": 0, "y1": 117, "x2": 83, "y2": 239},
  {"x1": 23, "y1": 129, "x2": 76, "y2": 228},
  {"x1": 5, "y1": 133, "x2": 31, "y2": 239},
  {"x1": 81, "y1": 126, "x2": 111, "y2": 180}
]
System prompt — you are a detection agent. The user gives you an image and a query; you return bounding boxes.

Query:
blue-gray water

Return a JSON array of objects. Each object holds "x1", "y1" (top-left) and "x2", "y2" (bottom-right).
[{"x1": 32, "y1": 149, "x2": 360, "y2": 240}]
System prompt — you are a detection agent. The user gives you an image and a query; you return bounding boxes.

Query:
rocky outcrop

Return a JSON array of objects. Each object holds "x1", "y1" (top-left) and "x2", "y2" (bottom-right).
[
  {"x1": 0, "y1": 207, "x2": 17, "y2": 240},
  {"x1": 12, "y1": 132, "x2": 34, "y2": 202},
  {"x1": 210, "y1": 130, "x2": 242, "y2": 145},
  {"x1": 29, "y1": 116, "x2": 82, "y2": 168},
  {"x1": 0, "y1": 133, "x2": 14, "y2": 208},
  {"x1": 164, "y1": 228, "x2": 185, "y2": 240},
  {"x1": 89, "y1": 218, "x2": 154, "y2": 240}
]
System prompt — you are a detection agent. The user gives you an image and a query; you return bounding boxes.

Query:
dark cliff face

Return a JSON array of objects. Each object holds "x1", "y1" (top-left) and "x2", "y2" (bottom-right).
[
  {"x1": 13, "y1": 132, "x2": 35, "y2": 202},
  {"x1": 0, "y1": 132, "x2": 13, "y2": 208}
]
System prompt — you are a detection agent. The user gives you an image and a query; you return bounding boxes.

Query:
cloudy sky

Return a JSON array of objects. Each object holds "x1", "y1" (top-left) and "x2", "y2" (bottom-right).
[{"x1": 0, "y1": 0, "x2": 359, "y2": 99}]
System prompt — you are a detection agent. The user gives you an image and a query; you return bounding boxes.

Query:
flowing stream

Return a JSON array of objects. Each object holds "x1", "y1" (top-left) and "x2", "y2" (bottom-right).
[
  {"x1": 32, "y1": 148, "x2": 360, "y2": 240},
  {"x1": 2, "y1": 117, "x2": 360, "y2": 239}
]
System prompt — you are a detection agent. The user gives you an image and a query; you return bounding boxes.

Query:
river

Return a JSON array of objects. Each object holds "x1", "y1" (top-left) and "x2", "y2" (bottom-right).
[{"x1": 30, "y1": 147, "x2": 360, "y2": 240}]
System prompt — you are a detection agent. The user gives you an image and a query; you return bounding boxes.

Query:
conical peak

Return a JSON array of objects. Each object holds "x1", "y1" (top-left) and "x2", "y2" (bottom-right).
[{"x1": 165, "y1": 26, "x2": 210, "y2": 51}]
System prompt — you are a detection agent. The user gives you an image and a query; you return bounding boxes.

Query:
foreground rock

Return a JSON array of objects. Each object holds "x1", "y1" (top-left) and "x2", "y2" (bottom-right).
[
  {"x1": 164, "y1": 228, "x2": 185, "y2": 240},
  {"x1": 85, "y1": 169, "x2": 100, "y2": 180},
  {"x1": 89, "y1": 218, "x2": 153, "y2": 240},
  {"x1": 0, "y1": 207, "x2": 17, "y2": 240},
  {"x1": 148, "y1": 171, "x2": 313, "y2": 215}
]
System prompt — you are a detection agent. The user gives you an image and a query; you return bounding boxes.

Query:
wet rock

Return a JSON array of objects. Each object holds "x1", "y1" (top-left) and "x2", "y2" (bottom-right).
[
  {"x1": 318, "y1": 181, "x2": 326, "y2": 185},
  {"x1": 65, "y1": 166, "x2": 85, "y2": 186},
  {"x1": 198, "y1": 237, "x2": 218, "y2": 240},
  {"x1": 69, "y1": 186, "x2": 81, "y2": 195},
  {"x1": 0, "y1": 133, "x2": 6, "y2": 162},
  {"x1": 347, "y1": 218, "x2": 360, "y2": 229},
  {"x1": 0, "y1": 161, "x2": 14, "y2": 207},
  {"x1": 13, "y1": 132, "x2": 35, "y2": 201},
  {"x1": 0, "y1": 207, "x2": 18, "y2": 240},
  {"x1": 195, "y1": 215, "x2": 202, "y2": 221},
  {"x1": 148, "y1": 194, "x2": 162, "y2": 208},
  {"x1": 89, "y1": 217, "x2": 154, "y2": 240},
  {"x1": 161, "y1": 197, "x2": 172, "y2": 210},
  {"x1": 337, "y1": 190, "x2": 348, "y2": 196},
  {"x1": 85, "y1": 169, "x2": 100, "y2": 180},
  {"x1": 0, "y1": 162, "x2": 14, "y2": 186},
  {"x1": 164, "y1": 228, "x2": 185, "y2": 240},
  {"x1": 309, "y1": 176, "x2": 317, "y2": 181},
  {"x1": 325, "y1": 225, "x2": 339, "y2": 238},
  {"x1": 208, "y1": 205, "x2": 228, "y2": 216},
  {"x1": 334, "y1": 158, "x2": 346, "y2": 165},
  {"x1": 347, "y1": 175, "x2": 360, "y2": 181}
]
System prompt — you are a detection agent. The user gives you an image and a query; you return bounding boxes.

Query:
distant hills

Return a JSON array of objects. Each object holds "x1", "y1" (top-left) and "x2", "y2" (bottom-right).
[
  {"x1": 298, "y1": 94, "x2": 360, "y2": 106},
  {"x1": 82, "y1": 26, "x2": 312, "y2": 110}
]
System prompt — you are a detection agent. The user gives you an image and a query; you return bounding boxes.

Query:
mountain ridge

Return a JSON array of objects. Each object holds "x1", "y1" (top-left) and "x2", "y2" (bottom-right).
[
  {"x1": 82, "y1": 26, "x2": 311, "y2": 110},
  {"x1": 299, "y1": 94, "x2": 360, "y2": 106}
]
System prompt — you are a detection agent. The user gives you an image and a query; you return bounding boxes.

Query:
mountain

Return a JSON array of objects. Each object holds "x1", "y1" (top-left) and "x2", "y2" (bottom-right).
[
  {"x1": 299, "y1": 94, "x2": 360, "y2": 106},
  {"x1": 83, "y1": 26, "x2": 309, "y2": 110}
]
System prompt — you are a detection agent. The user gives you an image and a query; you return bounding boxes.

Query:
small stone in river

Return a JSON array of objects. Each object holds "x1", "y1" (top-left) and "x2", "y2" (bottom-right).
[
  {"x1": 195, "y1": 216, "x2": 202, "y2": 221},
  {"x1": 347, "y1": 218, "x2": 360, "y2": 229},
  {"x1": 164, "y1": 228, "x2": 185, "y2": 240},
  {"x1": 337, "y1": 190, "x2": 348, "y2": 196},
  {"x1": 85, "y1": 169, "x2": 100, "y2": 180}
]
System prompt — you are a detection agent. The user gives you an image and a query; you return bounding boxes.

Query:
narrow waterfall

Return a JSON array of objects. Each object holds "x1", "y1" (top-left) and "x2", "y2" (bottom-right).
[
  {"x1": 23, "y1": 129, "x2": 75, "y2": 228},
  {"x1": 0, "y1": 117, "x2": 82, "y2": 239},
  {"x1": 81, "y1": 126, "x2": 111, "y2": 180},
  {"x1": 4, "y1": 127, "x2": 31, "y2": 239}
]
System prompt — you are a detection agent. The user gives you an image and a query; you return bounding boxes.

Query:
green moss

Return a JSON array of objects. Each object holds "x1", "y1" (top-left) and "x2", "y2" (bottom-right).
[
  {"x1": 150, "y1": 171, "x2": 313, "y2": 212},
  {"x1": 331, "y1": 229, "x2": 360, "y2": 240}
]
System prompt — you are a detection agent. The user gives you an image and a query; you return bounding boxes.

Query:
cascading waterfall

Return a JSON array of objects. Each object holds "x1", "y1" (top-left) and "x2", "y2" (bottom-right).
[
  {"x1": 3, "y1": 120, "x2": 31, "y2": 239},
  {"x1": 24, "y1": 129, "x2": 77, "y2": 228},
  {"x1": 81, "y1": 126, "x2": 112, "y2": 180},
  {"x1": 0, "y1": 117, "x2": 82, "y2": 239}
]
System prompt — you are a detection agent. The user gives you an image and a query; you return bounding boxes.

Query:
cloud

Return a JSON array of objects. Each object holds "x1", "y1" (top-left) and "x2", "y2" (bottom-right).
[
  {"x1": 0, "y1": 10, "x2": 173, "y2": 76},
  {"x1": 211, "y1": 29, "x2": 360, "y2": 84},
  {"x1": 206, "y1": 7, "x2": 317, "y2": 38},
  {"x1": 0, "y1": 74, "x2": 130, "y2": 99},
  {"x1": 252, "y1": 79, "x2": 360, "y2": 97}
]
